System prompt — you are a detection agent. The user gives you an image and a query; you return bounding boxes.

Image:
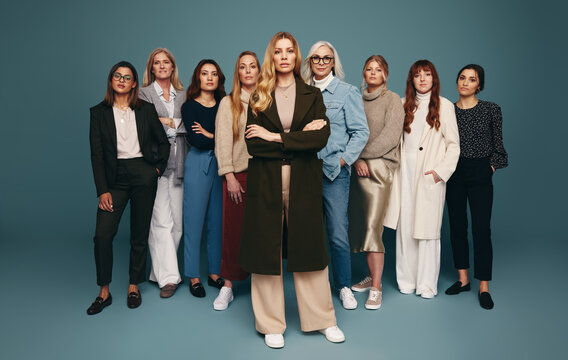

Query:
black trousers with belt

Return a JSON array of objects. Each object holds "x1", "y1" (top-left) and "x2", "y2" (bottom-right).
[
  {"x1": 445, "y1": 157, "x2": 494, "y2": 281},
  {"x1": 94, "y1": 158, "x2": 158, "y2": 286}
]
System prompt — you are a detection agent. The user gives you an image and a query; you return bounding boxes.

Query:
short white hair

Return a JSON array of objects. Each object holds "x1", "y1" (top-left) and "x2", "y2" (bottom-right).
[{"x1": 302, "y1": 41, "x2": 345, "y2": 84}]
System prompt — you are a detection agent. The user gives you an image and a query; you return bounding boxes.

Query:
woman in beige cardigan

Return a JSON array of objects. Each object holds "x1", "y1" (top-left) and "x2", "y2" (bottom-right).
[
  {"x1": 213, "y1": 51, "x2": 259, "y2": 311},
  {"x1": 384, "y1": 60, "x2": 460, "y2": 299}
]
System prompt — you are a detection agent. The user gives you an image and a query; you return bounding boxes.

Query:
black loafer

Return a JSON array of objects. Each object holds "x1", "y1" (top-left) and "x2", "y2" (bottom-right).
[
  {"x1": 127, "y1": 291, "x2": 142, "y2": 309},
  {"x1": 479, "y1": 291, "x2": 494, "y2": 310},
  {"x1": 207, "y1": 276, "x2": 225, "y2": 289},
  {"x1": 87, "y1": 294, "x2": 112, "y2": 315},
  {"x1": 445, "y1": 281, "x2": 471, "y2": 295},
  {"x1": 190, "y1": 282, "x2": 206, "y2": 297}
]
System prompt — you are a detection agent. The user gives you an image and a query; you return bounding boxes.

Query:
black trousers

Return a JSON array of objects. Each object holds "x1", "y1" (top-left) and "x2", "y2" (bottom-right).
[
  {"x1": 445, "y1": 157, "x2": 493, "y2": 281},
  {"x1": 94, "y1": 158, "x2": 158, "y2": 286}
]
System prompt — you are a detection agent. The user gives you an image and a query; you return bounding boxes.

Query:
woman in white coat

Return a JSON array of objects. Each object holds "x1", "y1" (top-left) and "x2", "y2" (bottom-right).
[{"x1": 384, "y1": 60, "x2": 459, "y2": 299}]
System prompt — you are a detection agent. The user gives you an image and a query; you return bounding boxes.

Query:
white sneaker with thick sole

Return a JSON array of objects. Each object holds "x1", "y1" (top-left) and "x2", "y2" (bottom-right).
[
  {"x1": 365, "y1": 287, "x2": 382, "y2": 310},
  {"x1": 213, "y1": 286, "x2": 234, "y2": 310},
  {"x1": 339, "y1": 287, "x2": 357, "y2": 309},
  {"x1": 351, "y1": 276, "x2": 372, "y2": 292},
  {"x1": 319, "y1": 326, "x2": 345, "y2": 343},
  {"x1": 265, "y1": 334, "x2": 284, "y2": 348}
]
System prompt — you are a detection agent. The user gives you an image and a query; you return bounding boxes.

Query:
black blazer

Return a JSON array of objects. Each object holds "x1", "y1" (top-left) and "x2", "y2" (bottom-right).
[{"x1": 89, "y1": 100, "x2": 170, "y2": 196}]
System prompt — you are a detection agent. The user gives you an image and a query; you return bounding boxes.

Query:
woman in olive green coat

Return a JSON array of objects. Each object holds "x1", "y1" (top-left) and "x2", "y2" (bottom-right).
[{"x1": 239, "y1": 31, "x2": 344, "y2": 349}]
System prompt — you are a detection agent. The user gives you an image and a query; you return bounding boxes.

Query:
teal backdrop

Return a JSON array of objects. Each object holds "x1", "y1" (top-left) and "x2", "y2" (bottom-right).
[{"x1": 0, "y1": 0, "x2": 565, "y2": 359}]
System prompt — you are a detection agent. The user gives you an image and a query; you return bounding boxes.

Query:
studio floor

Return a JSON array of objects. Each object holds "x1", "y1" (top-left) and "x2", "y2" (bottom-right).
[{"x1": 1, "y1": 221, "x2": 564, "y2": 360}]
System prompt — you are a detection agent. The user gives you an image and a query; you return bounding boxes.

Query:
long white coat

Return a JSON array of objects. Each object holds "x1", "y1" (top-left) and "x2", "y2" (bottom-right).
[{"x1": 384, "y1": 96, "x2": 460, "y2": 239}]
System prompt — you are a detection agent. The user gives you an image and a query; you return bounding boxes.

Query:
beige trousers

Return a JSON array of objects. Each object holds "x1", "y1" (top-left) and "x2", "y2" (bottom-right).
[{"x1": 251, "y1": 165, "x2": 337, "y2": 334}]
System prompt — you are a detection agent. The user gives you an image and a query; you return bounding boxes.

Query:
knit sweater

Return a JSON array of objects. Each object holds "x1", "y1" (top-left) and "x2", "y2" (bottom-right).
[
  {"x1": 359, "y1": 84, "x2": 405, "y2": 169},
  {"x1": 215, "y1": 90, "x2": 252, "y2": 176}
]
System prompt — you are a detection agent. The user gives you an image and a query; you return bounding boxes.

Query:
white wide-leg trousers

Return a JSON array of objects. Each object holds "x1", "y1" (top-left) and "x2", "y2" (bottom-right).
[{"x1": 148, "y1": 171, "x2": 183, "y2": 287}]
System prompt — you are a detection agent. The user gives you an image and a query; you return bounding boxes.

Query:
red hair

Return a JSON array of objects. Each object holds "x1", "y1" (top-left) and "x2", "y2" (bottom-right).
[{"x1": 403, "y1": 60, "x2": 440, "y2": 133}]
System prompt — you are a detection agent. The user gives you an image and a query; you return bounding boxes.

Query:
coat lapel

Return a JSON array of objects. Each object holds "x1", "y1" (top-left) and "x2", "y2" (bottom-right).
[
  {"x1": 264, "y1": 92, "x2": 284, "y2": 132},
  {"x1": 419, "y1": 122, "x2": 432, "y2": 146},
  {"x1": 290, "y1": 78, "x2": 314, "y2": 131},
  {"x1": 104, "y1": 105, "x2": 118, "y2": 151},
  {"x1": 135, "y1": 106, "x2": 145, "y2": 148}
]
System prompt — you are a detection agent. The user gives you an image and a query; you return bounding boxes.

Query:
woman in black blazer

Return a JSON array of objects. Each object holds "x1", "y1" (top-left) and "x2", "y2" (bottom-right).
[{"x1": 87, "y1": 61, "x2": 170, "y2": 315}]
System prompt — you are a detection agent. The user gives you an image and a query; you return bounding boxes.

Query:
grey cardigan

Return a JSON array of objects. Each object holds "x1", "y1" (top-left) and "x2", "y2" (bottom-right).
[{"x1": 139, "y1": 84, "x2": 188, "y2": 183}]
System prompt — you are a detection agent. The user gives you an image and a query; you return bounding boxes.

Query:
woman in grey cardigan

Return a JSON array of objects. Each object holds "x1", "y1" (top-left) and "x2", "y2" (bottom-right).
[
  {"x1": 349, "y1": 55, "x2": 404, "y2": 309},
  {"x1": 139, "y1": 48, "x2": 188, "y2": 298}
]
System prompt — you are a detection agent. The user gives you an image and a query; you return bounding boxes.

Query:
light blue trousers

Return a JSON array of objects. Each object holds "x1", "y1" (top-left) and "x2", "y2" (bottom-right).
[{"x1": 183, "y1": 148, "x2": 222, "y2": 278}]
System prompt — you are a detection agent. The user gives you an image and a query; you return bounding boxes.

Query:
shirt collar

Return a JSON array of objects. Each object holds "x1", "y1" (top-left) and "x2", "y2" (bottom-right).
[{"x1": 152, "y1": 81, "x2": 177, "y2": 99}]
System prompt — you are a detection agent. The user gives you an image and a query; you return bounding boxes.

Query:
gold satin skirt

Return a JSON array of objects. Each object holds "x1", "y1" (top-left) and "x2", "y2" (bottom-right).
[{"x1": 348, "y1": 158, "x2": 393, "y2": 253}]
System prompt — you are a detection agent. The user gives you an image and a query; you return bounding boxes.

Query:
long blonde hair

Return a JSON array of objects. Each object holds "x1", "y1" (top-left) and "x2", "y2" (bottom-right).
[
  {"x1": 250, "y1": 32, "x2": 302, "y2": 116},
  {"x1": 230, "y1": 51, "x2": 259, "y2": 140},
  {"x1": 142, "y1": 48, "x2": 184, "y2": 90}
]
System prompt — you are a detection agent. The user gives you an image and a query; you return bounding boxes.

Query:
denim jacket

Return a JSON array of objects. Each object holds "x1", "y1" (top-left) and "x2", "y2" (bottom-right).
[{"x1": 317, "y1": 77, "x2": 369, "y2": 181}]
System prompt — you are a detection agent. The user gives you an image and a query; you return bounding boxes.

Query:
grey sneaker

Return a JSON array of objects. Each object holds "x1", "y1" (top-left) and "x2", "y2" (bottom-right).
[
  {"x1": 365, "y1": 287, "x2": 382, "y2": 310},
  {"x1": 351, "y1": 276, "x2": 372, "y2": 292}
]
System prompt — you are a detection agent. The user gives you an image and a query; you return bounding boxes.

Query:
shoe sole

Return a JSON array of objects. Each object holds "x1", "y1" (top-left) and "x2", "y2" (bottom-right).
[
  {"x1": 351, "y1": 286, "x2": 371, "y2": 293},
  {"x1": 365, "y1": 303, "x2": 381, "y2": 310}
]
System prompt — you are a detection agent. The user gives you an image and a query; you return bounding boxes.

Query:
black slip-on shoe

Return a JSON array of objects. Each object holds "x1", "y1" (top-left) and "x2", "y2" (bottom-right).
[
  {"x1": 207, "y1": 276, "x2": 225, "y2": 289},
  {"x1": 87, "y1": 294, "x2": 112, "y2": 315},
  {"x1": 479, "y1": 291, "x2": 494, "y2": 310},
  {"x1": 190, "y1": 282, "x2": 206, "y2": 297},
  {"x1": 445, "y1": 281, "x2": 471, "y2": 295},
  {"x1": 127, "y1": 291, "x2": 142, "y2": 309}
]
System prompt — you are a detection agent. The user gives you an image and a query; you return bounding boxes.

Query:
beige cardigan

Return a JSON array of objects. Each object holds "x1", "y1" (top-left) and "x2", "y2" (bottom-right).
[
  {"x1": 214, "y1": 91, "x2": 252, "y2": 176},
  {"x1": 384, "y1": 96, "x2": 460, "y2": 239}
]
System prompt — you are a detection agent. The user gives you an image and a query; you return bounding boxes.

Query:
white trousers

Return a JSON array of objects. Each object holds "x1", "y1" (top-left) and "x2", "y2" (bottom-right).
[
  {"x1": 396, "y1": 151, "x2": 440, "y2": 296},
  {"x1": 148, "y1": 171, "x2": 183, "y2": 287}
]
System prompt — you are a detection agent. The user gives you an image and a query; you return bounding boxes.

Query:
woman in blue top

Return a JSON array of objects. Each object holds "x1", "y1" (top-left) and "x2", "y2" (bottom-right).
[
  {"x1": 302, "y1": 41, "x2": 369, "y2": 310},
  {"x1": 182, "y1": 59, "x2": 226, "y2": 298}
]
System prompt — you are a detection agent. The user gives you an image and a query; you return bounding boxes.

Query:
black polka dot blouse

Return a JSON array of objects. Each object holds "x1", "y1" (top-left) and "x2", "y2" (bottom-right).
[{"x1": 454, "y1": 100, "x2": 508, "y2": 169}]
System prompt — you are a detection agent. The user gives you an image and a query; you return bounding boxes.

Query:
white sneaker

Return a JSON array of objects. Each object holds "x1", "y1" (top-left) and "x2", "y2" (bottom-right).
[
  {"x1": 365, "y1": 287, "x2": 382, "y2": 310},
  {"x1": 339, "y1": 287, "x2": 357, "y2": 309},
  {"x1": 420, "y1": 290, "x2": 435, "y2": 299},
  {"x1": 351, "y1": 276, "x2": 372, "y2": 292},
  {"x1": 319, "y1": 326, "x2": 345, "y2": 343},
  {"x1": 213, "y1": 286, "x2": 234, "y2": 310},
  {"x1": 265, "y1": 334, "x2": 284, "y2": 348}
]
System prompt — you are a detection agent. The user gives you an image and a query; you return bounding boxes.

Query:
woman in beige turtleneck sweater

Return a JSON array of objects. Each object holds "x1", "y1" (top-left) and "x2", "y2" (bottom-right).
[
  {"x1": 349, "y1": 55, "x2": 404, "y2": 310},
  {"x1": 213, "y1": 51, "x2": 259, "y2": 311}
]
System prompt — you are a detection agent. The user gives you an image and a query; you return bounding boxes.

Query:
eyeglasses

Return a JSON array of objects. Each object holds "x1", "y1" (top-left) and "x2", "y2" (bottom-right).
[
  {"x1": 310, "y1": 56, "x2": 334, "y2": 65},
  {"x1": 113, "y1": 73, "x2": 133, "y2": 82}
]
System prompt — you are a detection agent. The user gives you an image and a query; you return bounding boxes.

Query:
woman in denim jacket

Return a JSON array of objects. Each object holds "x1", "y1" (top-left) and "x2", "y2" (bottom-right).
[{"x1": 302, "y1": 41, "x2": 369, "y2": 310}]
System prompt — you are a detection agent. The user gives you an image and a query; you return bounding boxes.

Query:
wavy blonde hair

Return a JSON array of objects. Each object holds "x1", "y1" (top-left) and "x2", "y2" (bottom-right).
[
  {"x1": 142, "y1": 48, "x2": 184, "y2": 91},
  {"x1": 230, "y1": 51, "x2": 259, "y2": 140},
  {"x1": 302, "y1": 41, "x2": 345, "y2": 84},
  {"x1": 250, "y1": 32, "x2": 302, "y2": 116}
]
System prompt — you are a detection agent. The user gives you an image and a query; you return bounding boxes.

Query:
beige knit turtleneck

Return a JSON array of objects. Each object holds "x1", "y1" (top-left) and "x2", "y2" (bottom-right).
[
  {"x1": 359, "y1": 84, "x2": 405, "y2": 169},
  {"x1": 214, "y1": 90, "x2": 253, "y2": 176}
]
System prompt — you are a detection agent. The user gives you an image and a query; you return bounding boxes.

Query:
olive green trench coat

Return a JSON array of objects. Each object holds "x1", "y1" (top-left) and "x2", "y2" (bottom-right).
[{"x1": 239, "y1": 78, "x2": 331, "y2": 275}]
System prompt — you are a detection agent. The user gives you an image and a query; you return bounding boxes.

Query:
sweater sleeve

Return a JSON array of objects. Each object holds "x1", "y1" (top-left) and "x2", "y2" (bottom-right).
[
  {"x1": 433, "y1": 98, "x2": 460, "y2": 182},
  {"x1": 215, "y1": 97, "x2": 236, "y2": 175},
  {"x1": 340, "y1": 86, "x2": 369, "y2": 166},
  {"x1": 489, "y1": 103, "x2": 508, "y2": 169}
]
